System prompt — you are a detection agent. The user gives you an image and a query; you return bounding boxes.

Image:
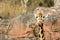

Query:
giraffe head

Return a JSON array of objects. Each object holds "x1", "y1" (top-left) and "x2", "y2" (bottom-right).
[{"x1": 34, "y1": 8, "x2": 44, "y2": 24}]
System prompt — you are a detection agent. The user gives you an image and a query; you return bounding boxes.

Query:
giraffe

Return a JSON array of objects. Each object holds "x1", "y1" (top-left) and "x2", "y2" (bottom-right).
[{"x1": 34, "y1": 8, "x2": 45, "y2": 40}]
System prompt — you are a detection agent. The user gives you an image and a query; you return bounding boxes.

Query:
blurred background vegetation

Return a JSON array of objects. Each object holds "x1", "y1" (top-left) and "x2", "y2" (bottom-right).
[{"x1": 0, "y1": 0, "x2": 54, "y2": 19}]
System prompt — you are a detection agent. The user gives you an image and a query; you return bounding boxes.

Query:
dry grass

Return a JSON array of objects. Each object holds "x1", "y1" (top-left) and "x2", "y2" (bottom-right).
[{"x1": 0, "y1": 1, "x2": 27, "y2": 19}]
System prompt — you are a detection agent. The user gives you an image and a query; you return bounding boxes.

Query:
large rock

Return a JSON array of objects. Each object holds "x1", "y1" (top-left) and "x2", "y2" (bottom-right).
[
  {"x1": 43, "y1": 12, "x2": 60, "y2": 40},
  {"x1": 0, "y1": 13, "x2": 37, "y2": 40},
  {"x1": 7, "y1": 13, "x2": 37, "y2": 40}
]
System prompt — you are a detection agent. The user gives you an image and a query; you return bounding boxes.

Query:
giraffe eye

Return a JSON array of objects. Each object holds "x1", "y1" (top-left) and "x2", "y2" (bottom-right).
[
  {"x1": 36, "y1": 16, "x2": 38, "y2": 18},
  {"x1": 43, "y1": 16, "x2": 45, "y2": 18}
]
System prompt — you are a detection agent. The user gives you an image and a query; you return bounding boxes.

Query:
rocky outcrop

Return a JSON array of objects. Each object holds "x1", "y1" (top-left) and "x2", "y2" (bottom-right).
[
  {"x1": 0, "y1": 13, "x2": 37, "y2": 40},
  {"x1": 43, "y1": 10, "x2": 60, "y2": 40}
]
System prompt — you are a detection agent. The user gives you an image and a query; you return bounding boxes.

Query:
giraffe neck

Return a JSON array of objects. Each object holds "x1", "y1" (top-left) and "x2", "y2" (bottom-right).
[
  {"x1": 36, "y1": 16, "x2": 45, "y2": 40},
  {"x1": 38, "y1": 23, "x2": 45, "y2": 40}
]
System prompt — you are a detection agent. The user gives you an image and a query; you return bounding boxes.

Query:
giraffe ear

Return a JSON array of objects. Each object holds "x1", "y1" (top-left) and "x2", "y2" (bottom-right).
[{"x1": 34, "y1": 14, "x2": 37, "y2": 18}]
